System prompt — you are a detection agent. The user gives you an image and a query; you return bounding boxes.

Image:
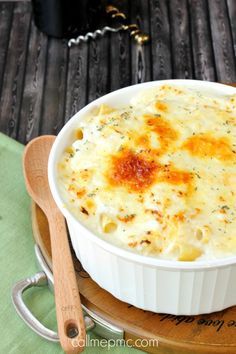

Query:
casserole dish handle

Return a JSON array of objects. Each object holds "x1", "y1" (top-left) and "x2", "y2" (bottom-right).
[
  {"x1": 12, "y1": 245, "x2": 124, "y2": 341},
  {"x1": 11, "y1": 271, "x2": 95, "y2": 342}
]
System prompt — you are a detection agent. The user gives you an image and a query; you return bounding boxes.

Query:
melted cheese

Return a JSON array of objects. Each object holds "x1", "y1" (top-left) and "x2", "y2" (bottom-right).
[
  {"x1": 182, "y1": 134, "x2": 235, "y2": 161},
  {"x1": 58, "y1": 85, "x2": 236, "y2": 261}
]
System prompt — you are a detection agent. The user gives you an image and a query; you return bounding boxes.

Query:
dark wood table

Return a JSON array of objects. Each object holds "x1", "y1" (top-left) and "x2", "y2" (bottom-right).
[{"x1": 0, "y1": 0, "x2": 235, "y2": 144}]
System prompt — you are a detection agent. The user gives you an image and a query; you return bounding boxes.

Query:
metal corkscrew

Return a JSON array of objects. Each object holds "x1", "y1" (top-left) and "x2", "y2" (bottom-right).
[{"x1": 68, "y1": 5, "x2": 149, "y2": 47}]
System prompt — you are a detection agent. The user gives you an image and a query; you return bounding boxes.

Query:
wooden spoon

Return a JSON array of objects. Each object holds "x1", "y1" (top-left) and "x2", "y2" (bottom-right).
[{"x1": 23, "y1": 135, "x2": 85, "y2": 353}]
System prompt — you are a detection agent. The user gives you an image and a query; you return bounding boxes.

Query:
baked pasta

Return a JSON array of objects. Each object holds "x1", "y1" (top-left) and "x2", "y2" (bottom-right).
[{"x1": 58, "y1": 85, "x2": 236, "y2": 261}]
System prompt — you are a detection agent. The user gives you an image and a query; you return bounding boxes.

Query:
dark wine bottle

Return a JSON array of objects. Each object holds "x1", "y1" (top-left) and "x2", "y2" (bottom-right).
[{"x1": 32, "y1": 0, "x2": 102, "y2": 38}]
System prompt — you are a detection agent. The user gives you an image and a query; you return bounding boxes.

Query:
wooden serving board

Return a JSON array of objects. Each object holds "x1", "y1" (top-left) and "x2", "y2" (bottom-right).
[{"x1": 32, "y1": 202, "x2": 236, "y2": 354}]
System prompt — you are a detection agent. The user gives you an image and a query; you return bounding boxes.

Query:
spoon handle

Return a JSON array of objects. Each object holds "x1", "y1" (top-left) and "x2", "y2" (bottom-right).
[{"x1": 48, "y1": 209, "x2": 85, "y2": 353}]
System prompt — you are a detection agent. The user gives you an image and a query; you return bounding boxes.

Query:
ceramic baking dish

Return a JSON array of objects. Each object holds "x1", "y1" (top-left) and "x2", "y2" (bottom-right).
[{"x1": 48, "y1": 80, "x2": 236, "y2": 315}]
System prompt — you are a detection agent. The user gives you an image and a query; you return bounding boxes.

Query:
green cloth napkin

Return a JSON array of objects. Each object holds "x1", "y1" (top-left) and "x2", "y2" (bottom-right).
[{"x1": 0, "y1": 133, "x2": 144, "y2": 354}]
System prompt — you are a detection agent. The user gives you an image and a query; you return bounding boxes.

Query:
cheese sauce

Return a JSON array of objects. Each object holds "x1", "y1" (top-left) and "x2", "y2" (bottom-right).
[{"x1": 58, "y1": 85, "x2": 236, "y2": 261}]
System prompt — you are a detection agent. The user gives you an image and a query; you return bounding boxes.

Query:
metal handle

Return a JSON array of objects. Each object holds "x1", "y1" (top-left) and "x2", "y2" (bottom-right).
[
  {"x1": 12, "y1": 245, "x2": 124, "y2": 341},
  {"x1": 11, "y1": 271, "x2": 94, "y2": 342}
]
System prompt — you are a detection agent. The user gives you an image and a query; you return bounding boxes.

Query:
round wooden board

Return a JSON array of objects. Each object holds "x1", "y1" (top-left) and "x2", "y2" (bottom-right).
[{"x1": 31, "y1": 202, "x2": 236, "y2": 354}]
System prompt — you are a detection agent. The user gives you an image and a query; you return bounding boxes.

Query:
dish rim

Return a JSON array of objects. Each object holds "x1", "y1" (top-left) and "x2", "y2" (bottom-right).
[{"x1": 48, "y1": 79, "x2": 236, "y2": 270}]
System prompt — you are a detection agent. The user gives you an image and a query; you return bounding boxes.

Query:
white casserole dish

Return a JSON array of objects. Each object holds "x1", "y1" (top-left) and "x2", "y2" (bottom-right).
[{"x1": 48, "y1": 80, "x2": 236, "y2": 315}]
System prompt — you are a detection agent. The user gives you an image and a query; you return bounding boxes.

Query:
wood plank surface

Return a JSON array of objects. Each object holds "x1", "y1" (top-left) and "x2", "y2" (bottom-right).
[
  {"x1": 226, "y1": 0, "x2": 236, "y2": 56},
  {"x1": 110, "y1": 0, "x2": 131, "y2": 90},
  {"x1": 208, "y1": 0, "x2": 236, "y2": 83},
  {"x1": 0, "y1": 2, "x2": 31, "y2": 139},
  {"x1": 87, "y1": 34, "x2": 109, "y2": 103},
  {"x1": 130, "y1": 0, "x2": 152, "y2": 83},
  {"x1": 0, "y1": 0, "x2": 235, "y2": 143},
  {"x1": 40, "y1": 38, "x2": 68, "y2": 135},
  {"x1": 150, "y1": 0, "x2": 172, "y2": 80},
  {"x1": 17, "y1": 18, "x2": 48, "y2": 143},
  {"x1": 169, "y1": 0, "x2": 193, "y2": 79},
  {"x1": 0, "y1": 2, "x2": 13, "y2": 98},
  {"x1": 65, "y1": 42, "x2": 88, "y2": 122},
  {"x1": 188, "y1": 0, "x2": 216, "y2": 81}
]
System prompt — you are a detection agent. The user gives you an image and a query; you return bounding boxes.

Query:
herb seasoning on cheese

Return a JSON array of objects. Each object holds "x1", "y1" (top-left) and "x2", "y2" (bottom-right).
[{"x1": 58, "y1": 85, "x2": 236, "y2": 261}]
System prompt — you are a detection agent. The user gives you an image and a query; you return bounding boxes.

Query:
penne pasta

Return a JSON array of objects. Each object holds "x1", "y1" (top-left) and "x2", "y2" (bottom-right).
[{"x1": 58, "y1": 84, "x2": 236, "y2": 261}]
